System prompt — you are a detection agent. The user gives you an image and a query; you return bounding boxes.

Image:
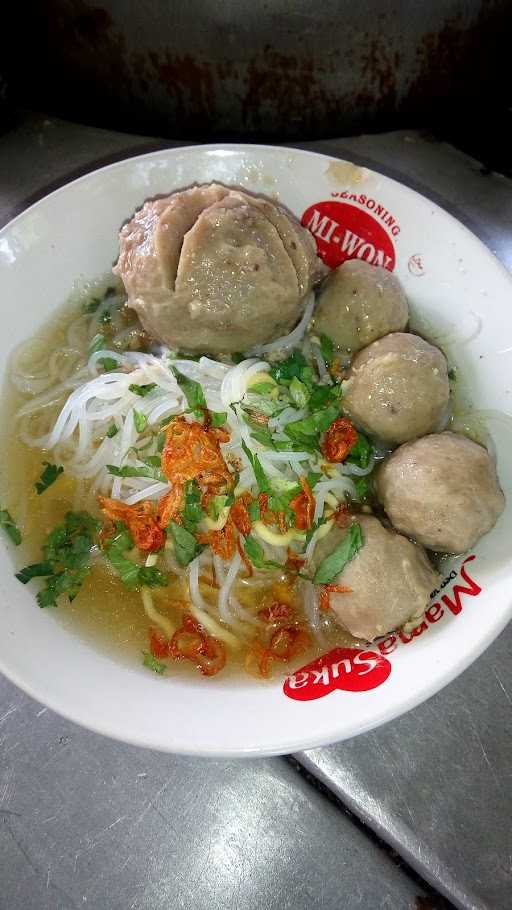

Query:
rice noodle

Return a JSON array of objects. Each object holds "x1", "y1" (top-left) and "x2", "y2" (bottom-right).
[
  {"x1": 247, "y1": 293, "x2": 315, "y2": 355},
  {"x1": 13, "y1": 288, "x2": 385, "y2": 653},
  {"x1": 340, "y1": 454, "x2": 376, "y2": 476},
  {"x1": 218, "y1": 552, "x2": 242, "y2": 624}
]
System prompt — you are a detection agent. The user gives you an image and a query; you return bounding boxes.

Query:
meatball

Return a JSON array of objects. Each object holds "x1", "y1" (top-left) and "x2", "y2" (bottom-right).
[
  {"x1": 376, "y1": 432, "x2": 505, "y2": 553},
  {"x1": 313, "y1": 515, "x2": 439, "y2": 640},
  {"x1": 113, "y1": 183, "x2": 326, "y2": 355},
  {"x1": 342, "y1": 332, "x2": 450, "y2": 444},
  {"x1": 314, "y1": 260, "x2": 408, "y2": 352}
]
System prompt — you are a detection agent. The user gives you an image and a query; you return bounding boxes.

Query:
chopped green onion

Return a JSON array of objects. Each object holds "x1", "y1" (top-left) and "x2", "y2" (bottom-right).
[
  {"x1": 270, "y1": 350, "x2": 308, "y2": 384},
  {"x1": 248, "y1": 500, "x2": 260, "y2": 522},
  {"x1": 306, "y1": 471, "x2": 323, "y2": 489},
  {"x1": 106, "y1": 423, "x2": 119, "y2": 438},
  {"x1": 129, "y1": 383, "x2": 157, "y2": 397},
  {"x1": 353, "y1": 476, "x2": 370, "y2": 502},
  {"x1": 182, "y1": 480, "x2": 204, "y2": 533},
  {"x1": 106, "y1": 464, "x2": 167, "y2": 483},
  {"x1": 142, "y1": 651, "x2": 166, "y2": 674},
  {"x1": 249, "y1": 381, "x2": 276, "y2": 396},
  {"x1": 31, "y1": 511, "x2": 100, "y2": 606},
  {"x1": 133, "y1": 410, "x2": 148, "y2": 433},
  {"x1": 289, "y1": 377, "x2": 310, "y2": 409},
  {"x1": 35, "y1": 462, "x2": 64, "y2": 495},
  {"x1": 347, "y1": 432, "x2": 372, "y2": 469},
  {"x1": 319, "y1": 333, "x2": 334, "y2": 366},
  {"x1": 97, "y1": 356, "x2": 119, "y2": 372},
  {"x1": 210, "y1": 411, "x2": 228, "y2": 427},
  {"x1": 104, "y1": 527, "x2": 167, "y2": 589},
  {"x1": 0, "y1": 509, "x2": 22, "y2": 545},
  {"x1": 15, "y1": 561, "x2": 53, "y2": 584}
]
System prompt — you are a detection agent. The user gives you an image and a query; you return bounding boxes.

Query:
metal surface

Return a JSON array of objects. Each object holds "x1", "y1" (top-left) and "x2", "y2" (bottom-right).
[
  {"x1": 1, "y1": 112, "x2": 512, "y2": 908},
  {"x1": 296, "y1": 626, "x2": 512, "y2": 910},
  {"x1": 0, "y1": 677, "x2": 435, "y2": 910},
  {"x1": 3, "y1": 1, "x2": 510, "y2": 138}
]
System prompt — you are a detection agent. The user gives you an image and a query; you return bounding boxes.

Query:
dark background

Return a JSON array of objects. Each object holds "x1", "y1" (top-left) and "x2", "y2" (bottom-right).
[{"x1": 1, "y1": 0, "x2": 510, "y2": 172}]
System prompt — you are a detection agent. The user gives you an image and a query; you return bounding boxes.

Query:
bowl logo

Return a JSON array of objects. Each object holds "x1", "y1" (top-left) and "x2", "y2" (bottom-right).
[
  {"x1": 301, "y1": 200, "x2": 396, "y2": 271},
  {"x1": 283, "y1": 648, "x2": 392, "y2": 701}
]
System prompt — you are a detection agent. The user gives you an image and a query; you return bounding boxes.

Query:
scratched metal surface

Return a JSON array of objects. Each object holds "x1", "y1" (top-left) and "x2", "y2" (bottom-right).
[
  {"x1": 0, "y1": 679, "x2": 436, "y2": 910},
  {"x1": 0, "y1": 113, "x2": 511, "y2": 909}
]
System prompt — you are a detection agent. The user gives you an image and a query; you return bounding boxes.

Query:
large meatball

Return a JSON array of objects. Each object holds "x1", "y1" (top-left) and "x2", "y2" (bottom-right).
[
  {"x1": 376, "y1": 432, "x2": 505, "y2": 553},
  {"x1": 113, "y1": 183, "x2": 326, "y2": 355},
  {"x1": 314, "y1": 260, "x2": 408, "y2": 352},
  {"x1": 343, "y1": 332, "x2": 450, "y2": 444},
  {"x1": 313, "y1": 515, "x2": 439, "y2": 640}
]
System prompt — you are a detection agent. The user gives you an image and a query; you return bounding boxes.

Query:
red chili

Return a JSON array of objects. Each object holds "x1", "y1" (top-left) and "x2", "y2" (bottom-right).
[{"x1": 321, "y1": 418, "x2": 358, "y2": 463}]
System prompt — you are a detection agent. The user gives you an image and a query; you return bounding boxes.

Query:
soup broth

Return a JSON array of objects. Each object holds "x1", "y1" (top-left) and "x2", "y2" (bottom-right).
[{"x1": 1, "y1": 285, "x2": 362, "y2": 681}]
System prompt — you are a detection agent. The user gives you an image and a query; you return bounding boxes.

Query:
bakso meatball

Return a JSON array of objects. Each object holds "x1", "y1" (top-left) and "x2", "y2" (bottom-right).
[
  {"x1": 376, "y1": 432, "x2": 505, "y2": 553},
  {"x1": 314, "y1": 515, "x2": 439, "y2": 640},
  {"x1": 314, "y1": 260, "x2": 408, "y2": 352},
  {"x1": 113, "y1": 183, "x2": 326, "y2": 355},
  {"x1": 343, "y1": 332, "x2": 450, "y2": 445}
]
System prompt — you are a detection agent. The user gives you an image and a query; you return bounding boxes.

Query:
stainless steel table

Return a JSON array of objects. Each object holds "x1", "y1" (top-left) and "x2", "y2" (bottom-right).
[{"x1": 1, "y1": 113, "x2": 511, "y2": 910}]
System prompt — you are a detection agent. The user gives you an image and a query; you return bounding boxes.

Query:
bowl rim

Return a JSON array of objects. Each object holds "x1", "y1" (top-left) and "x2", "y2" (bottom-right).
[{"x1": 1, "y1": 141, "x2": 511, "y2": 756}]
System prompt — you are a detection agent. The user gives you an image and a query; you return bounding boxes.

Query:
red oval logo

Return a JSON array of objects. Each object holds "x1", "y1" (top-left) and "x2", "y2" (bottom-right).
[
  {"x1": 301, "y1": 201, "x2": 396, "y2": 271},
  {"x1": 283, "y1": 647, "x2": 392, "y2": 701}
]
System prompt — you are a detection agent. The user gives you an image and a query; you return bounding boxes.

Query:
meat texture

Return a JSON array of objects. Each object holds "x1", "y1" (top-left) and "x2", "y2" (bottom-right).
[
  {"x1": 314, "y1": 515, "x2": 439, "y2": 640},
  {"x1": 114, "y1": 183, "x2": 326, "y2": 355},
  {"x1": 342, "y1": 332, "x2": 449, "y2": 445},
  {"x1": 314, "y1": 260, "x2": 408, "y2": 352},
  {"x1": 376, "y1": 431, "x2": 505, "y2": 553}
]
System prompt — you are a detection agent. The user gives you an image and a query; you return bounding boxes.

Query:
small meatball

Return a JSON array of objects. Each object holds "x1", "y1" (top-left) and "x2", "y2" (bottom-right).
[
  {"x1": 376, "y1": 432, "x2": 505, "y2": 553},
  {"x1": 343, "y1": 332, "x2": 449, "y2": 444},
  {"x1": 314, "y1": 515, "x2": 439, "y2": 640},
  {"x1": 114, "y1": 183, "x2": 326, "y2": 355},
  {"x1": 314, "y1": 260, "x2": 408, "y2": 352}
]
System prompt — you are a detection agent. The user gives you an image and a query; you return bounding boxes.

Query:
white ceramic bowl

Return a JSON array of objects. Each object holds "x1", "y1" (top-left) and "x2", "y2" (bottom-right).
[{"x1": 0, "y1": 144, "x2": 511, "y2": 756}]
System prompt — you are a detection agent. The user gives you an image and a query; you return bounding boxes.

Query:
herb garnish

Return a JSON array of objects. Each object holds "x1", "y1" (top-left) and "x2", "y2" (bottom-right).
[
  {"x1": 168, "y1": 520, "x2": 203, "y2": 566},
  {"x1": 35, "y1": 462, "x2": 64, "y2": 495},
  {"x1": 107, "y1": 463, "x2": 167, "y2": 483},
  {"x1": 0, "y1": 509, "x2": 22, "y2": 545},
  {"x1": 133, "y1": 410, "x2": 148, "y2": 433},
  {"x1": 142, "y1": 651, "x2": 166, "y2": 674},
  {"x1": 244, "y1": 535, "x2": 283, "y2": 571},
  {"x1": 104, "y1": 527, "x2": 168, "y2": 590},
  {"x1": 313, "y1": 522, "x2": 363, "y2": 585},
  {"x1": 172, "y1": 368, "x2": 207, "y2": 419},
  {"x1": 16, "y1": 511, "x2": 99, "y2": 607},
  {"x1": 97, "y1": 356, "x2": 119, "y2": 372},
  {"x1": 319, "y1": 333, "x2": 334, "y2": 366},
  {"x1": 241, "y1": 440, "x2": 271, "y2": 493},
  {"x1": 129, "y1": 383, "x2": 157, "y2": 397}
]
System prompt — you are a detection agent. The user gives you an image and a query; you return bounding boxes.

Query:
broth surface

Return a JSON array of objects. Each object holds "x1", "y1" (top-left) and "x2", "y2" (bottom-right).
[{"x1": 1, "y1": 288, "x2": 361, "y2": 680}]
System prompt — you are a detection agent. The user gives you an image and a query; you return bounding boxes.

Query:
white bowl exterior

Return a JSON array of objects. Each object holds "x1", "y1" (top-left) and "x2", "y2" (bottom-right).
[{"x1": 0, "y1": 144, "x2": 511, "y2": 755}]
